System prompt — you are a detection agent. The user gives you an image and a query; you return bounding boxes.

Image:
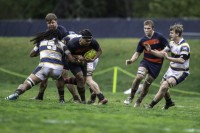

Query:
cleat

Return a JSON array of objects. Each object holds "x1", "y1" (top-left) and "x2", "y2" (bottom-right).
[
  {"x1": 5, "y1": 93, "x2": 19, "y2": 100},
  {"x1": 30, "y1": 96, "x2": 43, "y2": 100},
  {"x1": 162, "y1": 102, "x2": 175, "y2": 110},
  {"x1": 124, "y1": 97, "x2": 132, "y2": 105},
  {"x1": 81, "y1": 101, "x2": 86, "y2": 104},
  {"x1": 146, "y1": 104, "x2": 153, "y2": 110},
  {"x1": 98, "y1": 98, "x2": 108, "y2": 105},
  {"x1": 59, "y1": 99, "x2": 65, "y2": 103},
  {"x1": 134, "y1": 102, "x2": 140, "y2": 107},
  {"x1": 73, "y1": 95, "x2": 81, "y2": 103},
  {"x1": 87, "y1": 93, "x2": 97, "y2": 104},
  {"x1": 73, "y1": 99, "x2": 81, "y2": 103},
  {"x1": 87, "y1": 100, "x2": 95, "y2": 104}
]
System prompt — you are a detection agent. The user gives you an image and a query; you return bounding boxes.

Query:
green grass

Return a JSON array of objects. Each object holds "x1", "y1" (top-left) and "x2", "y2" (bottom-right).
[
  {"x1": 0, "y1": 84, "x2": 200, "y2": 133},
  {"x1": 0, "y1": 37, "x2": 199, "y2": 92},
  {"x1": 0, "y1": 37, "x2": 200, "y2": 133}
]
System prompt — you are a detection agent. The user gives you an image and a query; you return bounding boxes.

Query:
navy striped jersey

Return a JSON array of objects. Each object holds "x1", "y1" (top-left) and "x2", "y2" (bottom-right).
[
  {"x1": 67, "y1": 37, "x2": 101, "y2": 56},
  {"x1": 137, "y1": 32, "x2": 169, "y2": 64}
]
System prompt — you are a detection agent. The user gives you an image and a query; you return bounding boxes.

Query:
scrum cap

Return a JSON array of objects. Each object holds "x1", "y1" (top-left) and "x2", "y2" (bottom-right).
[{"x1": 80, "y1": 29, "x2": 92, "y2": 39}]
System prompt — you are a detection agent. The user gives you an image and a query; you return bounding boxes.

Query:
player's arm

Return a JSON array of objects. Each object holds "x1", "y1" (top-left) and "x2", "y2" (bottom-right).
[
  {"x1": 86, "y1": 40, "x2": 102, "y2": 62},
  {"x1": 30, "y1": 46, "x2": 39, "y2": 57},
  {"x1": 64, "y1": 48, "x2": 86, "y2": 65},
  {"x1": 144, "y1": 44, "x2": 166, "y2": 58},
  {"x1": 89, "y1": 48, "x2": 102, "y2": 62},
  {"x1": 126, "y1": 52, "x2": 141, "y2": 65},
  {"x1": 163, "y1": 52, "x2": 185, "y2": 64},
  {"x1": 94, "y1": 48, "x2": 102, "y2": 59}
]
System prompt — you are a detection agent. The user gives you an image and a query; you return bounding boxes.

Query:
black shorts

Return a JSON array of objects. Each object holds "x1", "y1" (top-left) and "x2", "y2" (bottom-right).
[
  {"x1": 63, "y1": 61, "x2": 69, "y2": 70},
  {"x1": 140, "y1": 59, "x2": 163, "y2": 79},
  {"x1": 68, "y1": 62, "x2": 87, "y2": 76}
]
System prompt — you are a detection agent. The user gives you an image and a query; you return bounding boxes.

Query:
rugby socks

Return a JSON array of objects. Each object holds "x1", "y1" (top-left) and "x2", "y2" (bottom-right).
[
  {"x1": 165, "y1": 97, "x2": 173, "y2": 104},
  {"x1": 149, "y1": 100, "x2": 158, "y2": 108},
  {"x1": 36, "y1": 92, "x2": 44, "y2": 100},
  {"x1": 97, "y1": 93, "x2": 104, "y2": 101},
  {"x1": 130, "y1": 89, "x2": 137, "y2": 99},
  {"x1": 15, "y1": 89, "x2": 24, "y2": 95},
  {"x1": 77, "y1": 87, "x2": 86, "y2": 102},
  {"x1": 90, "y1": 92, "x2": 97, "y2": 101},
  {"x1": 64, "y1": 77, "x2": 77, "y2": 85},
  {"x1": 58, "y1": 89, "x2": 64, "y2": 101}
]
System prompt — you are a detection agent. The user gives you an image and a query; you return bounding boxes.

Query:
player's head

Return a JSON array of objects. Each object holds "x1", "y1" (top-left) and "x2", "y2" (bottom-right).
[
  {"x1": 79, "y1": 29, "x2": 92, "y2": 46},
  {"x1": 169, "y1": 24, "x2": 183, "y2": 41},
  {"x1": 169, "y1": 23, "x2": 183, "y2": 37},
  {"x1": 143, "y1": 20, "x2": 154, "y2": 37},
  {"x1": 45, "y1": 13, "x2": 58, "y2": 30}
]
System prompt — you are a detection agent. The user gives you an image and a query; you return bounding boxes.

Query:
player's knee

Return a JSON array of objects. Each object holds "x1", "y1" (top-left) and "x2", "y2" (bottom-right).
[
  {"x1": 160, "y1": 81, "x2": 169, "y2": 91},
  {"x1": 135, "y1": 74, "x2": 144, "y2": 82},
  {"x1": 26, "y1": 77, "x2": 36, "y2": 88}
]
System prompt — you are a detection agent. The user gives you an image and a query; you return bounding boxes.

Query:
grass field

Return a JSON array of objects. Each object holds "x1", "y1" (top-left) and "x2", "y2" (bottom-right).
[{"x1": 0, "y1": 37, "x2": 200, "y2": 133}]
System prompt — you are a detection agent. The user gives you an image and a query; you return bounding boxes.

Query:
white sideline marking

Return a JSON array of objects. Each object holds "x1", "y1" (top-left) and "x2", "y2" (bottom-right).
[
  {"x1": 176, "y1": 105, "x2": 185, "y2": 108},
  {"x1": 163, "y1": 127, "x2": 171, "y2": 132},
  {"x1": 43, "y1": 119, "x2": 75, "y2": 124},
  {"x1": 185, "y1": 128, "x2": 200, "y2": 133}
]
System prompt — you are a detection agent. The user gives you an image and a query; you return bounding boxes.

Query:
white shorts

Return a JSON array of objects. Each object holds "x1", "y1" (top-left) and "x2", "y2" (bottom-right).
[
  {"x1": 87, "y1": 58, "x2": 99, "y2": 76},
  {"x1": 33, "y1": 66, "x2": 63, "y2": 80},
  {"x1": 163, "y1": 67, "x2": 189, "y2": 85}
]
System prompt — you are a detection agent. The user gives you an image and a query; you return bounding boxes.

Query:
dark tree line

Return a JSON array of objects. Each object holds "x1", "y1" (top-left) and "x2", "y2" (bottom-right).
[{"x1": 0, "y1": 0, "x2": 199, "y2": 19}]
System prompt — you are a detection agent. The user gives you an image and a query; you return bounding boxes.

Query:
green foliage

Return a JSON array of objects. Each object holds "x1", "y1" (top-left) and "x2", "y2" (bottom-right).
[
  {"x1": 0, "y1": 0, "x2": 199, "y2": 19},
  {"x1": 148, "y1": 0, "x2": 200, "y2": 18}
]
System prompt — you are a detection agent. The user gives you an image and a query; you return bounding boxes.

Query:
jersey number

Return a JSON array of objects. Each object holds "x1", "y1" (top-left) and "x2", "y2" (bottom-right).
[{"x1": 47, "y1": 40, "x2": 57, "y2": 50}]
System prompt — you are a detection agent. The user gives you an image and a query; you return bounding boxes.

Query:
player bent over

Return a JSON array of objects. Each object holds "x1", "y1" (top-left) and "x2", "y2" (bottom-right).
[{"x1": 5, "y1": 29, "x2": 81, "y2": 102}]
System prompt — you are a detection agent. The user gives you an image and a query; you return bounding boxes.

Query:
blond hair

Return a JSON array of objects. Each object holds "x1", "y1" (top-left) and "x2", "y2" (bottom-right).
[{"x1": 170, "y1": 23, "x2": 183, "y2": 37}]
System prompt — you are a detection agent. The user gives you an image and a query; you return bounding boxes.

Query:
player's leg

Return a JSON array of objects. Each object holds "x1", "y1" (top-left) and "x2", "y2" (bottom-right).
[
  {"x1": 56, "y1": 76, "x2": 65, "y2": 103},
  {"x1": 32, "y1": 79, "x2": 48, "y2": 100},
  {"x1": 134, "y1": 74, "x2": 155, "y2": 107},
  {"x1": 75, "y1": 71, "x2": 86, "y2": 103},
  {"x1": 87, "y1": 88, "x2": 96, "y2": 104},
  {"x1": 147, "y1": 77, "x2": 176, "y2": 109},
  {"x1": 68, "y1": 63, "x2": 87, "y2": 104},
  {"x1": 62, "y1": 69, "x2": 80, "y2": 102},
  {"x1": 162, "y1": 90, "x2": 175, "y2": 110},
  {"x1": 5, "y1": 74, "x2": 42, "y2": 100},
  {"x1": 86, "y1": 76, "x2": 108, "y2": 105},
  {"x1": 51, "y1": 68, "x2": 66, "y2": 103},
  {"x1": 124, "y1": 66, "x2": 147, "y2": 105},
  {"x1": 161, "y1": 71, "x2": 189, "y2": 109}
]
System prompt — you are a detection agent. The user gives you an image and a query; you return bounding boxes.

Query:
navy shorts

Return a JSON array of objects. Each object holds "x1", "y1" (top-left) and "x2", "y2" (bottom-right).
[
  {"x1": 139, "y1": 59, "x2": 163, "y2": 79},
  {"x1": 68, "y1": 62, "x2": 87, "y2": 76}
]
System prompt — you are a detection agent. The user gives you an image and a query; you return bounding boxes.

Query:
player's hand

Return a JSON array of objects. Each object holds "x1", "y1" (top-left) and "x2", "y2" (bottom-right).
[
  {"x1": 85, "y1": 58, "x2": 94, "y2": 62},
  {"x1": 144, "y1": 44, "x2": 151, "y2": 52},
  {"x1": 126, "y1": 59, "x2": 133, "y2": 65},
  {"x1": 163, "y1": 52, "x2": 169, "y2": 59}
]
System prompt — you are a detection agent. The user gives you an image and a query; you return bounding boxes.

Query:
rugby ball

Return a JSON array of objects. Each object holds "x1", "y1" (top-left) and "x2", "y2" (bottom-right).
[{"x1": 84, "y1": 49, "x2": 97, "y2": 60}]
